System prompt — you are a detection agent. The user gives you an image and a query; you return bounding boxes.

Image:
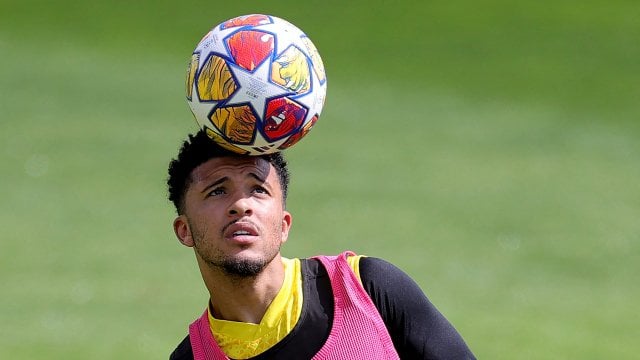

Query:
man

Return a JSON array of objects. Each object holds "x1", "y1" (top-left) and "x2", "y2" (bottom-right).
[{"x1": 168, "y1": 130, "x2": 475, "y2": 359}]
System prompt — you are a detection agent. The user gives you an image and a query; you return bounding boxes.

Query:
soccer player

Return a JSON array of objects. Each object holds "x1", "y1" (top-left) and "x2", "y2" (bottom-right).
[{"x1": 168, "y1": 131, "x2": 475, "y2": 359}]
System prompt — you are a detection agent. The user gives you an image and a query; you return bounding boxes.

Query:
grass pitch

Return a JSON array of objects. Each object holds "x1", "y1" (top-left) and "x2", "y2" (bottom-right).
[{"x1": 1, "y1": 1, "x2": 638, "y2": 358}]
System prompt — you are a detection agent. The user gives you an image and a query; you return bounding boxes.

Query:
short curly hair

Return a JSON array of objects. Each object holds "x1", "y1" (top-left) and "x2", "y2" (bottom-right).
[{"x1": 167, "y1": 130, "x2": 290, "y2": 214}]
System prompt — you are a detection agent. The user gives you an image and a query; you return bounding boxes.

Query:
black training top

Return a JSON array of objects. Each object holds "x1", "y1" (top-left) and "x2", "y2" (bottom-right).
[{"x1": 169, "y1": 257, "x2": 475, "y2": 359}]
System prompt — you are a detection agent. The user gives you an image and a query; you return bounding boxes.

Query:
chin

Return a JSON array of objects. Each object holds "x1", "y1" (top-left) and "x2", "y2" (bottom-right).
[
  {"x1": 221, "y1": 257, "x2": 268, "y2": 277},
  {"x1": 199, "y1": 245, "x2": 281, "y2": 277}
]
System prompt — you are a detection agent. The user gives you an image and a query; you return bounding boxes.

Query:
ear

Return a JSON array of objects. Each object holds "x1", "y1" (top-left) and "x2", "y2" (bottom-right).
[
  {"x1": 173, "y1": 215, "x2": 195, "y2": 247},
  {"x1": 280, "y1": 211, "x2": 292, "y2": 244}
]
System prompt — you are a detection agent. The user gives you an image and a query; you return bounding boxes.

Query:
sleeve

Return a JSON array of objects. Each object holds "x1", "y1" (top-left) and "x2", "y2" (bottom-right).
[
  {"x1": 169, "y1": 335, "x2": 193, "y2": 360},
  {"x1": 358, "y1": 257, "x2": 476, "y2": 360}
]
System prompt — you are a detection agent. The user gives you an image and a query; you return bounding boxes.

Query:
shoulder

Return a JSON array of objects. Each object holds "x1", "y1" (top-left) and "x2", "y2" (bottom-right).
[
  {"x1": 355, "y1": 256, "x2": 436, "y2": 325},
  {"x1": 304, "y1": 254, "x2": 413, "y2": 295},
  {"x1": 356, "y1": 257, "x2": 477, "y2": 359},
  {"x1": 356, "y1": 256, "x2": 439, "y2": 322},
  {"x1": 169, "y1": 335, "x2": 192, "y2": 360},
  {"x1": 358, "y1": 256, "x2": 416, "y2": 288}
]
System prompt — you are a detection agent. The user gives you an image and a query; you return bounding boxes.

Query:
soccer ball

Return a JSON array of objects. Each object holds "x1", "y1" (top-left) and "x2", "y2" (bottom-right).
[{"x1": 185, "y1": 14, "x2": 327, "y2": 155}]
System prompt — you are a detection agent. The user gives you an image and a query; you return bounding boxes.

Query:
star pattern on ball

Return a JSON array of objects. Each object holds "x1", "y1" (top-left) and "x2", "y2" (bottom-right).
[
  {"x1": 291, "y1": 63, "x2": 326, "y2": 124},
  {"x1": 186, "y1": 15, "x2": 327, "y2": 155},
  {"x1": 248, "y1": 21, "x2": 303, "y2": 56},
  {"x1": 223, "y1": 58, "x2": 294, "y2": 116},
  {"x1": 192, "y1": 100, "x2": 220, "y2": 126},
  {"x1": 198, "y1": 25, "x2": 240, "y2": 59},
  {"x1": 187, "y1": 72, "x2": 220, "y2": 126},
  {"x1": 190, "y1": 25, "x2": 240, "y2": 123},
  {"x1": 250, "y1": 132, "x2": 289, "y2": 150}
]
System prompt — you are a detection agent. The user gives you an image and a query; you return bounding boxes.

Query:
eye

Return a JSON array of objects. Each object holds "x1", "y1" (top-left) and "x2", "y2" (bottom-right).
[
  {"x1": 253, "y1": 186, "x2": 269, "y2": 195},
  {"x1": 207, "y1": 187, "x2": 225, "y2": 197}
]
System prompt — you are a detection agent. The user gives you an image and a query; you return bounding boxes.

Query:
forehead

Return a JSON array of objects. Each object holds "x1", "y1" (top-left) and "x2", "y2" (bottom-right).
[{"x1": 190, "y1": 156, "x2": 275, "y2": 186}]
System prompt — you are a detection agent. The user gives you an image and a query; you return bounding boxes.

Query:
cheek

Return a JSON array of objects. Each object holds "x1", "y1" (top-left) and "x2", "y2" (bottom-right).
[
  {"x1": 188, "y1": 208, "x2": 224, "y2": 240},
  {"x1": 270, "y1": 209, "x2": 291, "y2": 239},
  {"x1": 195, "y1": 201, "x2": 227, "y2": 220},
  {"x1": 260, "y1": 206, "x2": 283, "y2": 230}
]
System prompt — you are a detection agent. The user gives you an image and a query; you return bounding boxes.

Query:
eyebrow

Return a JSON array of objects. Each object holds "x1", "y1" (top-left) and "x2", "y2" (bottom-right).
[
  {"x1": 199, "y1": 172, "x2": 268, "y2": 194},
  {"x1": 200, "y1": 176, "x2": 228, "y2": 194},
  {"x1": 249, "y1": 172, "x2": 266, "y2": 183}
]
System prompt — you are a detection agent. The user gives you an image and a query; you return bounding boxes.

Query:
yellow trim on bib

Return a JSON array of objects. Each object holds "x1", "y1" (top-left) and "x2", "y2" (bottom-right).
[{"x1": 346, "y1": 254, "x2": 365, "y2": 285}]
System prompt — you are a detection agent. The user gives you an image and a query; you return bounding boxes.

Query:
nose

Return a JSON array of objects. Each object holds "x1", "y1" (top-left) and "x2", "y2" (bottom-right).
[{"x1": 228, "y1": 196, "x2": 253, "y2": 217}]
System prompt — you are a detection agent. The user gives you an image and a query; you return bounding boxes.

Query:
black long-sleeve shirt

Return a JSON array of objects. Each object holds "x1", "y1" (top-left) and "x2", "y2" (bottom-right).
[{"x1": 170, "y1": 257, "x2": 475, "y2": 359}]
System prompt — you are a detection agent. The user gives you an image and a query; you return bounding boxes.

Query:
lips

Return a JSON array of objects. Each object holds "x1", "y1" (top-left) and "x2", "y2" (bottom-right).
[{"x1": 223, "y1": 221, "x2": 259, "y2": 242}]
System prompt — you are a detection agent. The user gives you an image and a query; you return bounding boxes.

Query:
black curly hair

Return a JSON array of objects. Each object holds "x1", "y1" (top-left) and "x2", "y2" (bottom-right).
[{"x1": 167, "y1": 130, "x2": 290, "y2": 214}]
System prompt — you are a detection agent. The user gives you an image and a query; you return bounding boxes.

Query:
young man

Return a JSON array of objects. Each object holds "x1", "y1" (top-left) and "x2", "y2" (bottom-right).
[{"x1": 168, "y1": 131, "x2": 475, "y2": 359}]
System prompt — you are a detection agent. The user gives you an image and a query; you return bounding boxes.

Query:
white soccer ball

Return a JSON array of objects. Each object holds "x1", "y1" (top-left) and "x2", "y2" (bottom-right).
[{"x1": 185, "y1": 14, "x2": 327, "y2": 155}]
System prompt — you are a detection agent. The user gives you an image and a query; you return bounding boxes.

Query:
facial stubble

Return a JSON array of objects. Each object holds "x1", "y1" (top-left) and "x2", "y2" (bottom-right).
[{"x1": 189, "y1": 218, "x2": 283, "y2": 278}]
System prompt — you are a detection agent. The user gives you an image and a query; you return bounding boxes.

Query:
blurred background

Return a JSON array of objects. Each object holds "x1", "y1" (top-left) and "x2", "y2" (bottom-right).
[{"x1": 1, "y1": 0, "x2": 638, "y2": 358}]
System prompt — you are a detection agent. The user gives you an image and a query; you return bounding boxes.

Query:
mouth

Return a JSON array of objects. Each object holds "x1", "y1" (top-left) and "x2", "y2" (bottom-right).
[{"x1": 223, "y1": 221, "x2": 259, "y2": 243}]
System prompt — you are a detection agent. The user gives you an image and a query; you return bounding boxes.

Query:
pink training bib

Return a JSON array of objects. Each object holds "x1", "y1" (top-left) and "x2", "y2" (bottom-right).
[{"x1": 188, "y1": 251, "x2": 399, "y2": 359}]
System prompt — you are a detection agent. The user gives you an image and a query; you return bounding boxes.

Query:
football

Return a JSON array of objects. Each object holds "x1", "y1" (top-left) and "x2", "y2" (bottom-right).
[{"x1": 185, "y1": 14, "x2": 327, "y2": 155}]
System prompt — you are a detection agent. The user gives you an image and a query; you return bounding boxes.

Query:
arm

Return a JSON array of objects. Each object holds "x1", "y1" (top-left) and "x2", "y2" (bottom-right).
[
  {"x1": 359, "y1": 257, "x2": 476, "y2": 359},
  {"x1": 169, "y1": 335, "x2": 192, "y2": 360}
]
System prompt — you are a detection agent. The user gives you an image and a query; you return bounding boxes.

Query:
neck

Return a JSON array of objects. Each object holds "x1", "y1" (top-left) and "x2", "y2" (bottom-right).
[{"x1": 197, "y1": 254, "x2": 286, "y2": 324}]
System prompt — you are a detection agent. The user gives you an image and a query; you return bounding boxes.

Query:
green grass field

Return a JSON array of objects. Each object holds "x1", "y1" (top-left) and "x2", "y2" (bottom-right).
[{"x1": 1, "y1": 1, "x2": 639, "y2": 358}]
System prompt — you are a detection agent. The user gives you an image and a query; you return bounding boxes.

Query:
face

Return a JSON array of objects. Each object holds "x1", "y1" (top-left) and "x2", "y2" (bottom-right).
[{"x1": 173, "y1": 156, "x2": 292, "y2": 277}]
